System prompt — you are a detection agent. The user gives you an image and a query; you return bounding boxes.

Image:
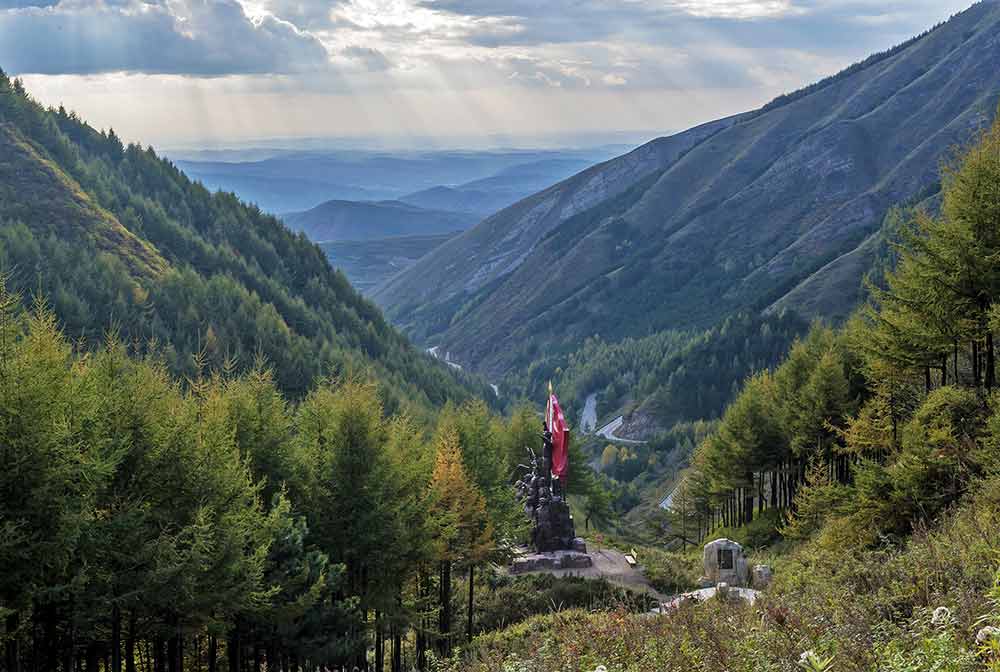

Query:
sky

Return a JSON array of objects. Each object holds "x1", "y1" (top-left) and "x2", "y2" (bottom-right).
[{"x1": 0, "y1": 0, "x2": 977, "y2": 148}]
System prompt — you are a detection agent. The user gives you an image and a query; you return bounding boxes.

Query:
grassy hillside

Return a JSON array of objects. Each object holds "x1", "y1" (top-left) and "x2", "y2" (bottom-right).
[{"x1": 0, "y1": 71, "x2": 487, "y2": 411}]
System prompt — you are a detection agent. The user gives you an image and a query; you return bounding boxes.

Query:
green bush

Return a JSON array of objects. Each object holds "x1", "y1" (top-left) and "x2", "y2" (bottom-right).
[
  {"x1": 639, "y1": 547, "x2": 701, "y2": 595},
  {"x1": 462, "y1": 572, "x2": 654, "y2": 637}
]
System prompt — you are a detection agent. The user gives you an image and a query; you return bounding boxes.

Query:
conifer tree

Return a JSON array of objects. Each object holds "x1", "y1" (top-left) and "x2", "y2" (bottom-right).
[{"x1": 426, "y1": 429, "x2": 493, "y2": 657}]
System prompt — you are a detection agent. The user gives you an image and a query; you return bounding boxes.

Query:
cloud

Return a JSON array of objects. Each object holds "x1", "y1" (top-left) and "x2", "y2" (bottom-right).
[
  {"x1": 5, "y1": 0, "x2": 977, "y2": 146},
  {"x1": 241, "y1": 0, "x2": 337, "y2": 30},
  {"x1": 0, "y1": 0, "x2": 330, "y2": 75},
  {"x1": 343, "y1": 45, "x2": 393, "y2": 71},
  {"x1": 420, "y1": 0, "x2": 972, "y2": 50},
  {"x1": 667, "y1": 0, "x2": 798, "y2": 20}
]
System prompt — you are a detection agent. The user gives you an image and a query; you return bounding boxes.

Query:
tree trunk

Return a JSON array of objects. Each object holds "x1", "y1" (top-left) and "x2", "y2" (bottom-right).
[
  {"x1": 5, "y1": 612, "x2": 19, "y2": 672},
  {"x1": 153, "y1": 638, "x2": 165, "y2": 672},
  {"x1": 757, "y1": 472, "x2": 764, "y2": 515},
  {"x1": 86, "y1": 643, "x2": 99, "y2": 672},
  {"x1": 375, "y1": 611, "x2": 384, "y2": 672},
  {"x1": 973, "y1": 340, "x2": 981, "y2": 388},
  {"x1": 392, "y1": 625, "x2": 402, "y2": 672},
  {"x1": 207, "y1": 638, "x2": 217, "y2": 672},
  {"x1": 680, "y1": 504, "x2": 687, "y2": 551},
  {"x1": 415, "y1": 570, "x2": 426, "y2": 672},
  {"x1": 110, "y1": 604, "x2": 122, "y2": 672},
  {"x1": 226, "y1": 629, "x2": 239, "y2": 672},
  {"x1": 954, "y1": 341, "x2": 959, "y2": 387},
  {"x1": 125, "y1": 613, "x2": 136, "y2": 672},
  {"x1": 438, "y1": 561, "x2": 452, "y2": 658},
  {"x1": 167, "y1": 634, "x2": 179, "y2": 672},
  {"x1": 466, "y1": 565, "x2": 475, "y2": 643},
  {"x1": 65, "y1": 604, "x2": 77, "y2": 672},
  {"x1": 988, "y1": 331, "x2": 996, "y2": 390},
  {"x1": 39, "y1": 603, "x2": 58, "y2": 672}
]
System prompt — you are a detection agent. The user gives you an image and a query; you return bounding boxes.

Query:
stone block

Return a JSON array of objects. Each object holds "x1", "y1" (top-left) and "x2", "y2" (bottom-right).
[{"x1": 752, "y1": 564, "x2": 773, "y2": 590}]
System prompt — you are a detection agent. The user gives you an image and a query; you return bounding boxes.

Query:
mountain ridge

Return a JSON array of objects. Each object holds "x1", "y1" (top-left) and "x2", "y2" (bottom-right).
[
  {"x1": 283, "y1": 198, "x2": 478, "y2": 242},
  {"x1": 375, "y1": 1, "x2": 1000, "y2": 378},
  {"x1": 0, "y1": 70, "x2": 483, "y2": 409}
]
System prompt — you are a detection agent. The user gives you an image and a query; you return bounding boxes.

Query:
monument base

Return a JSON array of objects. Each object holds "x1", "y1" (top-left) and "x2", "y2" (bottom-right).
[
  {"x1": 532, "y1": 498, "x2": 578, "y2": 552},
  {"x1": 510, "y1": 549, "x2": 594, "y2": 574}
]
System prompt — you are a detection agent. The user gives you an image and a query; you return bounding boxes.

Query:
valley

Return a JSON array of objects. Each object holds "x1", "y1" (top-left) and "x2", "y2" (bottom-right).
[
  {"x1": 319, "y1": 233, "x2": 458, "y2": 294},
  {"x1": 4, "y1": 1, "x2": 1000, "y2": 671}
]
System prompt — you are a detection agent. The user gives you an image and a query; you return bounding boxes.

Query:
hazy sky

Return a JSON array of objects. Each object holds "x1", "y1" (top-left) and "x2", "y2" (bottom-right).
[{"x1": 0, "y1": 0, "x2": 976, "y2": 148}]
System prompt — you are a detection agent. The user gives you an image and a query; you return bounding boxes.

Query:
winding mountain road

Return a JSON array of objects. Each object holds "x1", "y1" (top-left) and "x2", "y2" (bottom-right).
[{"x1": 595, "y1": 416, "x2": 646, "y2": 445}]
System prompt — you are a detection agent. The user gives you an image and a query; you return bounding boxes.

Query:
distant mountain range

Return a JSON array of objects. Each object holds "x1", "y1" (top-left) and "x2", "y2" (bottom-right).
[
  {"x1": 176, "y1": 148, "x2": 624, "y2": 214},
  {"x1": 271, "y1": 155, "x2": 609, "y2": 290},
  {"x1": 399, "y1": 158, "x2": 597, "y2": 215},
  {"x1": 283, "y1": 200, "x2": 478, "y2": 242},
  {"x1": 375, "y1": 1, "x2": 1000, "y2": 381}
]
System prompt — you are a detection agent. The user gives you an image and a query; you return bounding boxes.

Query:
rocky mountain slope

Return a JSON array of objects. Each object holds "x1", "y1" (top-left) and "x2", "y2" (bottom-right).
[{"x1": 376, "y1": 1, "x2": 1000, "y2": 377}]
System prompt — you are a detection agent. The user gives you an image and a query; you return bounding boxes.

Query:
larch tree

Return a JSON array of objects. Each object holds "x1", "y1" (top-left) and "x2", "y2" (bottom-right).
[{"x1": 426, "y1": 429, "x2": 493, "y2": 657}]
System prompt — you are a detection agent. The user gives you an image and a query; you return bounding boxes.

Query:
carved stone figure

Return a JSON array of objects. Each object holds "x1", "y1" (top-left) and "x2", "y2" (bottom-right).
[{"x1": 516, "y1": 423, "x2": 579, "y2": 552}]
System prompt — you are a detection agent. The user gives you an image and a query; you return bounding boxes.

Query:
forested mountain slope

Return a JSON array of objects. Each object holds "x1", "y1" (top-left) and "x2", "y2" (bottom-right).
[
  {"x1": 376, "y1": 1, "x2": 1000, "y2": 377},
  {"x1": 0, "y1": 71, "x2": 483, "y2": 408}
]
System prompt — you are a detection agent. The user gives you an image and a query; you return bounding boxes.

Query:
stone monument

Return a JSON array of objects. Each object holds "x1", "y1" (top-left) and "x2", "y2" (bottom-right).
[
  {"x1": 701, "y1": 538, "x2": 749, "y2": 587},
  {"x1": 514, "y1": 424, "x2": 584, "y2": 552},
  {"x1": 510, "y1": 413, "x2": 591, "y2": 574}
]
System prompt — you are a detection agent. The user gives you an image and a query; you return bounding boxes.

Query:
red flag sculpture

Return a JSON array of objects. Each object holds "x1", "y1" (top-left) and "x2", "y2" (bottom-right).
[{"x1": 546, "y1": 384, "x2": 570, "y2": 480}]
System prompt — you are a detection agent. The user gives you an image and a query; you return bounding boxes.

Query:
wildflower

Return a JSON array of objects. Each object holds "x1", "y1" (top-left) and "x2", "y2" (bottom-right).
[
  {"x1": 931, "y1": 606, "x2": 952, "y2": 626},
  {"x1": 799, "y1": 651, "x2": 815, "y2": 664},
  {"x1": 976, "y1": 626, "x2": 1000, "y2": 645}
]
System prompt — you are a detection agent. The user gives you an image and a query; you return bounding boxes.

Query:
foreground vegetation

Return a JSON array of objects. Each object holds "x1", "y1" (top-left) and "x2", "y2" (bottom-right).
[
  {"x1": 439, "y1": 112, "x2": 1000, "y2": 670},
  {"x1": 0, "y1": 277, "x2": 559, "y2": 672}
]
